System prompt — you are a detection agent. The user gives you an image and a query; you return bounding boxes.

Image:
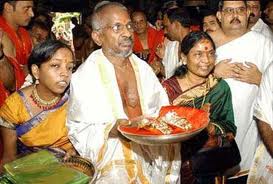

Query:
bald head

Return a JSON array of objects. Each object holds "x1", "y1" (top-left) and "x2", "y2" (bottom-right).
[
  {"x1": 91, "y1": 2, "x2": 128, "y2": 31},
  {"x1": 132, "y1": 11, "x2": 148, "y2": 34}
]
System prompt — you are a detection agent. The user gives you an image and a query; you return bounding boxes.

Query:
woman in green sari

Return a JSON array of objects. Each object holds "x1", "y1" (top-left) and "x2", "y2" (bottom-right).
[{"x1": 162, "y1": 31, "x2": 237, "y2": 184}]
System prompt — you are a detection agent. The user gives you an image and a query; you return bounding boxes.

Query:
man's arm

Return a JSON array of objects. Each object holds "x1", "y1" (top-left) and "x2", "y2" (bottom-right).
[
  {"x1": 0, "y1": 30, "x2": 16, "y2": 91},
  {"x1": 213, "y1": 59, "x2": 237, "y2": 79},
  {"x1": 214, "y1": 60, "x2": 262, "y2": 85},
  {"x1": 0, "y1": 127, "x2": 17, "y2": 173},
  {"x1": 0, "y1": 56, "x2": 15, "y2": 91},
  {"x1": 257, "y1": 120, "x2": 273, "y2": 158},
  {"x1": 233, "y1": 62, "x2": 262, "y2": 86}
]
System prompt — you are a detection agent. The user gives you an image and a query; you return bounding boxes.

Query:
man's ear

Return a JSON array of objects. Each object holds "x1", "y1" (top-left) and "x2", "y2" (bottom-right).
[
  {"x1": 91, "y1": 31, "x2": 102, "y2": 46},
  {"x1": 216, "y1": 11, "x2": 222, "y2": 23},
  {"x1": 4, "y1": 2, "x2": 14, "y2": 13}
]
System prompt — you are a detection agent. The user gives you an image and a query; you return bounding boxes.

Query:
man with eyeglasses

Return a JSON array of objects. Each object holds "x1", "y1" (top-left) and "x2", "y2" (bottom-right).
[
  {"x1": 67, "y1": 2, "x2": 181, "y2": 183},
  {"x1": 214, "y1": 0, "x2": 273, "y2": 174},
  {"x1": 247, "y1": 0, "x2": 273, "y2": 39}
]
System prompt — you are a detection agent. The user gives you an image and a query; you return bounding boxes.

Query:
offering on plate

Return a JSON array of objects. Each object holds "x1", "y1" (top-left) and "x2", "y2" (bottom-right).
[
  {"x1": 118, "y1": 106, "x2": 210, "y2": 145},
  {"x1": 137, "y1": 111, "x2": 192, "y2": 135}
]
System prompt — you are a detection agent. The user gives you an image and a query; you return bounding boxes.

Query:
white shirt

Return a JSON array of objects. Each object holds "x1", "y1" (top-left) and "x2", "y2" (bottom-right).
[
  {"x1": 251, "y1": 18, "x2": 273, "y2": 40},
  {"x1": 216, "y1": 31, "x2": 273, "y2": 170}
]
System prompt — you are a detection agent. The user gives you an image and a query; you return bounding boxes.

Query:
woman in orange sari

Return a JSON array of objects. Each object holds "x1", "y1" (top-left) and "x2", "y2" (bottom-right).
[
  {"x1": 0, "y1": 40, "x2": 75, "y2": 171},
  {"x1": 162, "y1": 31, "x2": 238, "y2": 184}
]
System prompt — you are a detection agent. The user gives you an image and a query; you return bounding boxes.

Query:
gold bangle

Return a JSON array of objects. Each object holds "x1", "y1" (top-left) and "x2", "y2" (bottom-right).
[{"x1": 211, "y1": 122, "x2": 225, "y2": 135}]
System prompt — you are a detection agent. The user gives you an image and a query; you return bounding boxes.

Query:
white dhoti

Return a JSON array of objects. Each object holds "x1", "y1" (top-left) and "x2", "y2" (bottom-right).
[
  {"x1": 67, "y1": 49, "x2": 181, "y2": 184},
  {"x1": 216, "y1": 31, "x2": 273, "y2": 171},
  {"x1": 247, "y1": 62, "x2": 273, "y2": 184}
]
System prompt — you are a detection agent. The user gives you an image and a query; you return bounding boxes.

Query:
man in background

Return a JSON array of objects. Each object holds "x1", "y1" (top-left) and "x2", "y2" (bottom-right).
[
  {"x1": 215, "y1": 0, "x2": 273, "y2": 172},
  {"x1": 0, "y1": 0, "x2": 33, "y2": 106},
  {"x1": 247, "y1": 0, "x2": 273, "y2": 39}
]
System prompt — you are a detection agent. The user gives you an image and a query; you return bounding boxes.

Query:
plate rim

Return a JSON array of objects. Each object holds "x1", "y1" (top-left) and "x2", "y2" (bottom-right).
[{"x1": 117, "y1": 121, "x2": 209, "y2": 138}]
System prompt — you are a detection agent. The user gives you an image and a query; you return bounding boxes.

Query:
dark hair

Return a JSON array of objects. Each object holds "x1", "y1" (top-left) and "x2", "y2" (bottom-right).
[
  {"x1": 34, "y1": 12, "x2": 54, "y2": 28},
  {"x1": 218, "y1": 0, "x2": 247, "y2": 11},
  {"x1": 201, "y1": 8, "x2": 217, "y2": 20},
  {"x1": 28, "y1": 20, "x2": 50, "y2": 34},
  {"x1": 162, "y1": 0, "x2": 179, "y2": 13},
  {"x1": 174, "y1": 31, "x2": 216, "y2": 77},
  {"x1": 28, "y1": 40, "x2": 74, "y2": 77},
  {"x1": 72, "y1": 25, "x2": 89, "y2": 39},
  {"x1": 165, "y1": 8, "x2": 191, "y2": 28}
]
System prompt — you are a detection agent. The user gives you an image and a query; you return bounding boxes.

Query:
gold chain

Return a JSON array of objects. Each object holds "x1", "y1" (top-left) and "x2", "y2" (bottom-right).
[{"x1": 184, "y1": 74, "x2": 207, "y2": 108}]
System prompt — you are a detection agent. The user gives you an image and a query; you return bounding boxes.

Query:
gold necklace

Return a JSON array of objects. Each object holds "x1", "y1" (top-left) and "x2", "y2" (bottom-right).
[
  {"x1": 184, "y1": 75, "x2": 207, "y2": 108},
  {"x1": 30, "y1": 85, "x2": 60, "y2": 110}
]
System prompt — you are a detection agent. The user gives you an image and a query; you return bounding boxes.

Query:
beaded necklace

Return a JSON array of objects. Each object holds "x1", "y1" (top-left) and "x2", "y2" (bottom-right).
[{"x1": 30, "y1": 85, "x2": 60, "y2": 110}]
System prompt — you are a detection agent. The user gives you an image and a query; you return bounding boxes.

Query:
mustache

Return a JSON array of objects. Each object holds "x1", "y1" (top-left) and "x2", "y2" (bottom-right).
[
  {"x1": 249, "y1": 13, "x2": 255, "y2": 17},
  {"x1": 230, "y1": 18, "x2": 241, "y2": 24},
  {"x1": 206, "y1": 29, "x2": 213, "y2": 32},
  {"x1": 120, "y1": 36, "x2": 133, "y2": 44}
]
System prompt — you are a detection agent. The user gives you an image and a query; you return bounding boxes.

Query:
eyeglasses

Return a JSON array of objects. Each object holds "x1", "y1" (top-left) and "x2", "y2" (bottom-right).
[
  {"x1": 101, "y1": 22, "x2": 134, "y2": 33},
  {"x1": 222, "y1": 7, "x2": 246, "y2": 15}
]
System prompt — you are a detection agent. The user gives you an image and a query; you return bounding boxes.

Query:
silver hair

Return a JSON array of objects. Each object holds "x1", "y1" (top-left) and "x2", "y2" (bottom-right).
[{"x1": 91, "y1": 1, "x2": 128, "y2": 31}]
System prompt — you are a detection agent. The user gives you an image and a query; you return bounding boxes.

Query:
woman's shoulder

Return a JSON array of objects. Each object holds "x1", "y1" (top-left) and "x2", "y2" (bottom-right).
[
  {"x1": 2, "y1": 91, "x2": 23, "y2": 105},
  {"x1": 213, "y1": 78, "x2": 231, "y2": 93},
  {"x1": 162, "y1": 77, "x2": 180, "y2": 91}
]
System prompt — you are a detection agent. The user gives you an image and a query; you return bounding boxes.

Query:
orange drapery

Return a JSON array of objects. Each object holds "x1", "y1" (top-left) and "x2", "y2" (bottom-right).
[
  {"x1": 0, "y1": 16, "x2": 32, "y2": 106},
  {"x1": 0, "y1": 16, "x2": 32, "y2": 66},
  {"x1": 133, "y1": 26, "x2": 164, "y2": 64}
]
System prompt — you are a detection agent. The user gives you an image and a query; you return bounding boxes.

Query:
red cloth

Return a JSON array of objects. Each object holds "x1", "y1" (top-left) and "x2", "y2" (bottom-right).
[
  {"x1": 0, "y1": 81, "x2": 9, "y2": 107},
  {"x1": 0, "y1": 16, "x2": 31, "y2": 107},
  {"x1": 0, "y1": 16, "x2": 32, "y2": 66},
  {"x1": 0, "y1": 81, "x2": 8, "y2": 162},
  {"x1": 190, "y1": 25, "x2": 201, "y2": 32},
  {"x1": 133, "y1": 26, "x2": 164, "y2": 64}
]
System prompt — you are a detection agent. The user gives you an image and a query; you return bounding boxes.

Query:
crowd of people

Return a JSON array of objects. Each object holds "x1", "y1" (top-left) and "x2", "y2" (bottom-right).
[{"x1": 0, "y1": 0, "x2": 272, "y2": 184}]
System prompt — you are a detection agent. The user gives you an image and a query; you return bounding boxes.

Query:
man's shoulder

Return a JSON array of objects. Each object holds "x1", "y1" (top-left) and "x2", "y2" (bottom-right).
[
  {"x1": 131, "y1": 53, "x2": 153, "y2": 69},
  {"x1": 1, "y1": 32, "x2": 16, "y2": 57},
  {"x1": 247, "y1": 30, "x2": 270, "y2": 41},
  {"x1": 218, "y1": 31, "x2": 271, "y2": 50},
  {"x1": 72, "y1": 50, "x2": 102, "y2": 78}
]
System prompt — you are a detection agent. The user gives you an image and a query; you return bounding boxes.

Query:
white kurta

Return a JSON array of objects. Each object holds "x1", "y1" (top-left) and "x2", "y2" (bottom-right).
[
  {"x1": 67, "y1": 49, "x2": 181, "y2": 184},
  {"x1": 162, "y1": 40, "x2": 180, "y2": 79},
  {"x1": 251, "y1": 18, "x2": 273, "y2": 40},
  {"x1": 216, "y1": 31, "x2": 273, "y2": 171},
  {"x1": 247, "y1": 62, "x2": 273, "y2": 183}
]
